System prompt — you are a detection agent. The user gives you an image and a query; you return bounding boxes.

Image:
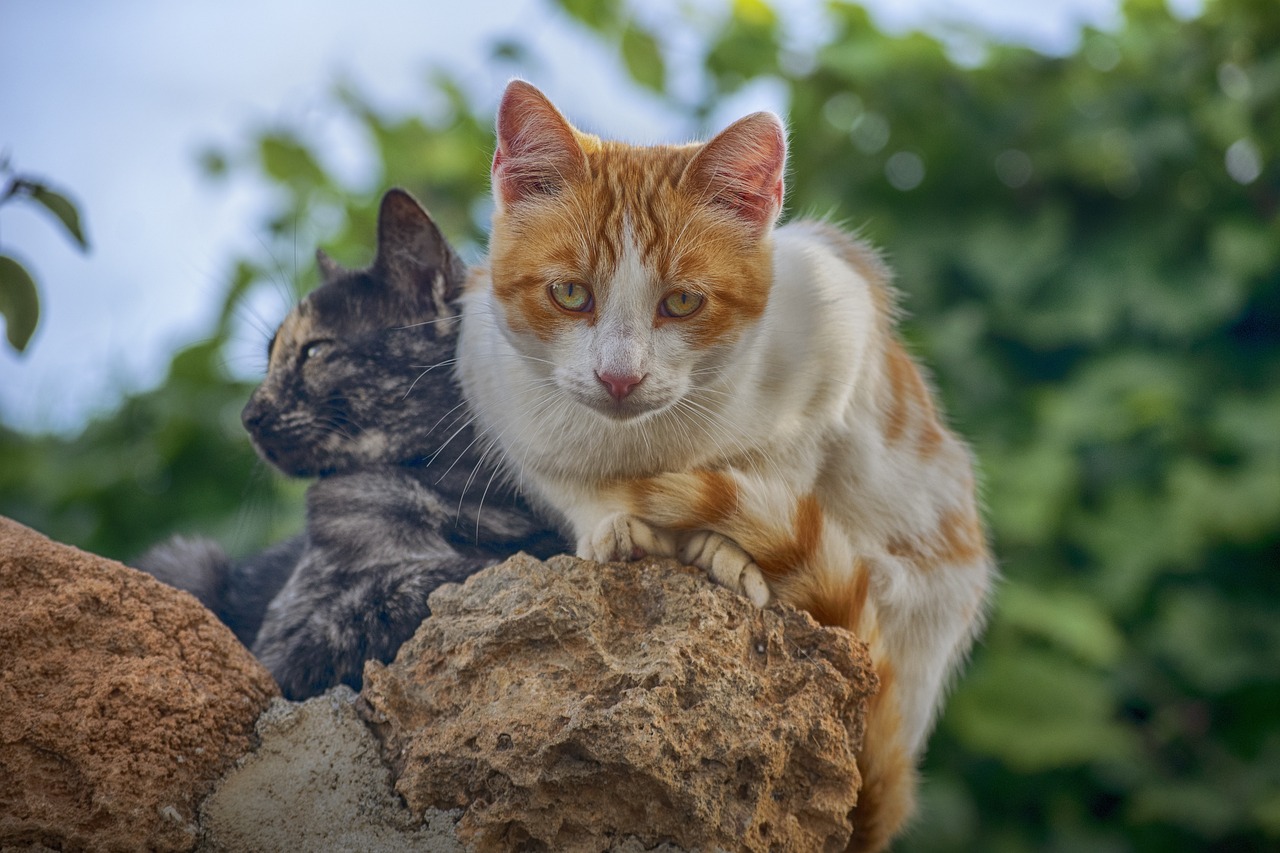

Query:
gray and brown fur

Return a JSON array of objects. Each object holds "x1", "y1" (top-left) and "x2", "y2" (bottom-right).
[{"x1": 137, "y1": 189, "x2": 563, "y2": 699}]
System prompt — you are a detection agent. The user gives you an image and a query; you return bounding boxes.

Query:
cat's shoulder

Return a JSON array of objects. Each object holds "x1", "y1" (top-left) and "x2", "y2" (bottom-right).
[
  {"x1": 776, "y1": 220, "x2": 891, "y2": 285},
  {"x1": 775, "y1": 219, "x2": 898, "y2": 320}
]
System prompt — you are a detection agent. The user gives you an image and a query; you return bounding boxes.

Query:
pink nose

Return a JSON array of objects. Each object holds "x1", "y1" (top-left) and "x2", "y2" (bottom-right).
[{"x1": 596, "y1": 371, "x2": 644, "y2": 401}]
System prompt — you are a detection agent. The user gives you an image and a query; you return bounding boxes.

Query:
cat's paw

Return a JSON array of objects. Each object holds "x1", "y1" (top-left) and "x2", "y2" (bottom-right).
[
  {"x1": 578, "y1": 513, "x2": 677, "y2": 563},
  {"x1": 680, "y1": 530, "x2": 772, "y2": 608}
]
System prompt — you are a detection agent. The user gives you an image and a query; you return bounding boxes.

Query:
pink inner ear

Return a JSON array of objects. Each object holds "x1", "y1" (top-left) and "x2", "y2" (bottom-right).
[
  {"x1": 682, "y1": 112, "x2": 787, "y2": 231},
  {"x1": 493, "y1": 81, "x2": 587, "y2": 207}
]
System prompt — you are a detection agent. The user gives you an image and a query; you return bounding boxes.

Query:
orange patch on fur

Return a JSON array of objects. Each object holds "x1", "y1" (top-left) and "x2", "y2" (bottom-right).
[
  {"x1": 917, "y1": 420, "x2": 945, "y2": 458},
  {"x1": 881, "y1": 340, "x2": 942, "y2": 451},
  {"x1": 625, "y1": 469, "x2": 737, "y2": 531},
  {"x1": 801, "y1": 560, "x2": 871, "y2": 635},
  {"x1": 937, "y1": 507, "x2": 987, "y2": 566},
  {"x1": 625, "y1": 478, "x2": 659, "y2": 513},
  {"x1": 887, "y1": 506, "x2": 987, "y2": 572},
  {"x1": 755, "y1": 494, "x2": 823, "y2": 579},
  {"x1": 882, "y1": 344, "x2": 914, "y2": 444},
  {"x1": 692, "y1": 469, "x2": 738, "y2": 527},
  {"x1": 848, "y1": 658, "x2": 916, "y2": 853},
  {"x1": 885, "y1": 534, "x2": 924, "y2": 564}
]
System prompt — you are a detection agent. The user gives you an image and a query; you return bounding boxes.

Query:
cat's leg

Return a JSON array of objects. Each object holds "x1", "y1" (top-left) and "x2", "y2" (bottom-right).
[
  {"x1": 606, "y1": 467, "x2": 833, "y2": 606},
  {"x1": 254, "y1": 542, "x2": 485, "y2": 700},
  {"x1": 532, "y1": 479, "x2": 680, "y2": 563}
]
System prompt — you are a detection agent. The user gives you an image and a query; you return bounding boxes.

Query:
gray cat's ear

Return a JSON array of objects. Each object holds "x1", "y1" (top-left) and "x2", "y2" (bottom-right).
[
  {"x1": 373, "y1": 188, "x2": 466, "y2": 310},
  {"x1": 315, "y1": 249, "x2": 344, "y2": 282},
  {"x1": 492, "y1": 80, "x2": 589, "y2": 209}
]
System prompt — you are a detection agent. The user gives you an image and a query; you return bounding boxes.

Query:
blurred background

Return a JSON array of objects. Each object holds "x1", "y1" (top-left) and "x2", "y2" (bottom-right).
[{"x1": 1, "y1": 0, "x2": 1277, "y2": 850}]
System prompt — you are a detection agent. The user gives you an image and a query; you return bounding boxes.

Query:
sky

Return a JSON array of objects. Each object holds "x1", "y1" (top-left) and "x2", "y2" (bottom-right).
[{"x1": 0, "y1": 0, "x2": 1200, "y2": 435}]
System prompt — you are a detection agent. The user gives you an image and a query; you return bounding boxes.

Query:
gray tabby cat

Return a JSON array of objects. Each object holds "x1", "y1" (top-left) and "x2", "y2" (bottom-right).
[{"x1": 138, "y1": 189, "x2": 563, "y2": 699}]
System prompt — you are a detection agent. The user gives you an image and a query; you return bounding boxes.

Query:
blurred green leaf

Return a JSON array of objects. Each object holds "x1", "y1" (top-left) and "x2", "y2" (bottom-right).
[
  {"x1": 259, "y1": 133, "x2": 328, "y2": 189},
  {"x1": 28, "y1": 185, "x2": 89, "y2": 250},
  {"x1": 0, "y1": 254, "x2": 40, "y2": 352},
  {"x1": 490, "y1": 39, "x2": 531, "y2": 63},
  {"x1": 947, "y1": 647, "x2": 1135, "y2": 771},
  {"x1": 704, "y1": 0, "x2": 782, "y2": 91},
  {"x1": 198, "y1": 147, "x2": 229, "y2": 179},
  {"x1": 621, "y1": 23, "x2": 665, "y2": 92},
  {"x1": 998, "y1": 580, "x2": 1125, "y2": 667},
  {"x1": 554, "y1": 0, "x2": 621, "y2": 32}
]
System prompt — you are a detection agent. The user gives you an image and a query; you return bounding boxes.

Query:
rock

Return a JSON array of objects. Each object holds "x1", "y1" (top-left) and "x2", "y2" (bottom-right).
[
  {"x1": 195, "y1": 687, "x2": 465, "y2": 853},
  {"x1": 360, "y1": 553, "x2": 877, "y2": 853},
  {"x1": 0, "y1": 517, "x2": 278, "y2": 853}
]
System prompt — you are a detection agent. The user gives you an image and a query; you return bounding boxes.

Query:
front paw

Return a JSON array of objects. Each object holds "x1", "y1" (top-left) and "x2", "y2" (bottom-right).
[
  {"x1": 680, "y1": 531, "x2": 772, "y2": 608},
  {"x1": 577, "y1": 513, "x2": 676, "y2": 563}
]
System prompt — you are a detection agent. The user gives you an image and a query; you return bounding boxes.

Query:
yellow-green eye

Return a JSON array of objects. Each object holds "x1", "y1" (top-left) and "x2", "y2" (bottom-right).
[
  {"x1": 549, "y1": 281, "x2": 593, "y2": 313},
  {"x1": 658, "y1": 289, "x2": 704, "y2": 319}
]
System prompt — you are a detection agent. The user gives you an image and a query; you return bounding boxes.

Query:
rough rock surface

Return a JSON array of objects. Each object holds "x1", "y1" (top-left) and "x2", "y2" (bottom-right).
[
  {"x1": 0, "y1": 517, "x2": 279, "y2": 852},
  {"x1": 195, "y1": 687, "x2": 465, "y2": 852},
  {"x1": 360, "y1": 553, "x2": 877, "y2": 853}
]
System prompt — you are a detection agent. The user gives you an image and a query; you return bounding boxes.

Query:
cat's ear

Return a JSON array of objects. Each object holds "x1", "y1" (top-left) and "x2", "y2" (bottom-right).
[
  {"x1": 315, "y1": 249, "x2": 344, "y2": 283},
  {"x1": 373, "y1": 188, "x2": 466, "y2": 309},
  {"x1": 680, "y1": 111, "x2": 787, "y2": 233},
  {"x1": 492, "y1": 80, "x2": 588, "y2": 208}
]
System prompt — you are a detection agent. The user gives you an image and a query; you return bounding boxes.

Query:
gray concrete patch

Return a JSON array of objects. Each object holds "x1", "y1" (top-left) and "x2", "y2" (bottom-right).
[{"x1": 196, "y1": 686, "x2": 465, "y2": 853}]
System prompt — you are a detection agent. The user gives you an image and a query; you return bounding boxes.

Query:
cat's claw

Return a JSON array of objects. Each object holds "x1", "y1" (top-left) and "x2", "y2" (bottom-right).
[
  {"x1": 681, "y1": 531, "x2": 772, "y2": 608},
  {"x1": 579, "y1": 513, "x2": 677, "y2": 564}
]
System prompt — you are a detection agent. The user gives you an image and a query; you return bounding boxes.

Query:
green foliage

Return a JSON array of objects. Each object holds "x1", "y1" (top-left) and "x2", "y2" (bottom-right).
[
  {"x1": 2, "y1": 1, "x2": 1277, "y2": 849},
  {"x1": 551, "y1": 0, "x2": 666, "y2": 92},
  {"x1": 0, "y1": 255, "x2": 39, "y2": 351},
  {"x1": 620, "y1": 23, "x2": 665, "y2": 92},
  {"x1": 26, "y1": 184, "x2": 90, "y2": 250},
  {"x1": 0, "y1": 160, "x2": 90, "y2": 353},
  {"x1": 0, "y1": 335, "x2": 307, "y2": 561}
]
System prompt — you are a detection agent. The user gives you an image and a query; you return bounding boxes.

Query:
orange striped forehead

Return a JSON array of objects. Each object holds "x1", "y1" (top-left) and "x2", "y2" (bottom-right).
[{"x1": 489, "y1": 138, "x2": 773, "y2": 346}]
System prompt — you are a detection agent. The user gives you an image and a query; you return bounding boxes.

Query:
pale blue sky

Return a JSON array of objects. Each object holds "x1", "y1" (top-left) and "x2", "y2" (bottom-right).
[{"x1": 0, "y1": 0, "x2": 1199, "y2": 433}]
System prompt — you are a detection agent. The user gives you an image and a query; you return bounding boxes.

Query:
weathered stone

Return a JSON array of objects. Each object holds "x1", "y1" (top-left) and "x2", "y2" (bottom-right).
[
  {"x1": 0, "y1": 517, "x2": 278, "y2": 853},
  {"x1": 360, "y1": 553, "x2": 877, "y2": 853},
  {"x1": 196, "y1": 687, "x2": 465, "y2": 853}
]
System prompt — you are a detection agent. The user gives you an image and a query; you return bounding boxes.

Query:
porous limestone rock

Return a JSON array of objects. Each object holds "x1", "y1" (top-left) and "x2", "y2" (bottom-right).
[
  {"x1": 360, "y1": 553, "x2": 877, "y2": 853},
  {"x1": 0, "y1": 517, "x2": 278, "y2": 852}
]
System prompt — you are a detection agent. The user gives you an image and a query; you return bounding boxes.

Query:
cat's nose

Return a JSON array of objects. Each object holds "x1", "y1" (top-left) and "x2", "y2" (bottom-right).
[
  {"x1": 596, "y1": 371, "x2": 644, "y2": 401},
  {"x1": 242, "y1": 400, "x2": 267, "y2": 431}
]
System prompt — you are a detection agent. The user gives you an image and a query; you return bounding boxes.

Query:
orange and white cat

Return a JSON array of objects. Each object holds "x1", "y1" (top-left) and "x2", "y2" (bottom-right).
[{"x1": 458, "y1": 80, "x2": 994, "y2": 852}]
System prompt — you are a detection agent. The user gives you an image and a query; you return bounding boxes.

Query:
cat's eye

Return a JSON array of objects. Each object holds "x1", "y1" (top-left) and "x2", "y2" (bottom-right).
[
  {"x1": 549, "y1": 281, "x2": 594, "y2": 314},
  {"x1": 658, "y1": 289, "x2": 704, "y2": 319},
  {"x1": 300, "y1": 339, "x2": 331, "y2": 363}
]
